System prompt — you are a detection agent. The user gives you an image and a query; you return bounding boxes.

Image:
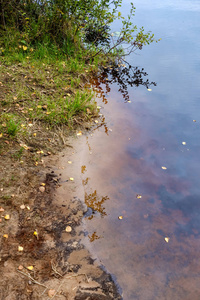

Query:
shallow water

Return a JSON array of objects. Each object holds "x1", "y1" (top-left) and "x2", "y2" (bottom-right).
[{"x1": 75, "y1": 1, "x2": 200, "y2": 299}]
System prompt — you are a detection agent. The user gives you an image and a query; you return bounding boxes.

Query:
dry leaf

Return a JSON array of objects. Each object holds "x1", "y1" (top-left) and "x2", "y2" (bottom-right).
[
  {"x1": 68, "y1": 160, "x2": 72, "y2": 164},
  {"x1": 3, "y1": 234, "x2": 8, "y2": 238},
  {"x1": 20, "y1": 204, "x2": 26, "y2": 210},
  {"x1": 147, "y1": 88, "x2": 152, "y2": 91},
  {"x1": 136, "y1": 194, "x2": 142, "y2": 199},
  {"x1": 27, "y1": 266, "x2": 34, "y2": 271},
  {"x1": 165, "y1": 237, "x2": 170, "y2": 243},
  {"x1": 33, "y1": 231, "x2": 38, "y2": 237},
  {"x1": 40, "y1": 182, "x2": 46, "y2": 186},
  {"x1": 182, "y1": 142, "x2": 186, "y2": 145},
  {"x1": 161, "y1": 166, "x2": 167, "y2": 170},
  {"x1": 18, "y1": 246, "x2": 24, "y2": 251},
  {"x1": 65, "y1": 226, "x2": 72, "y2": 232},
  {"x1": 69, "y1": 177, "x2": 74, "y2": 181},
  {"x1": 77, "y1": 131, "x2": 82, "y2": 136},
  {"x1": 4, "y1": 214, "x2": 10, "y2": 220},
  {"x1": 118, "y1": 216, "x2": 123, "y2": 220},
  {"x1": 0, "y1": 207, "x2": 4, "y2": 212}
]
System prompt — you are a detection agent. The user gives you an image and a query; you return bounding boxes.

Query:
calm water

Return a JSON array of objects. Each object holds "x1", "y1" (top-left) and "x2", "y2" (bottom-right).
[{"x1": 79, "y1": 1, "x2": 200, "y2": 299}]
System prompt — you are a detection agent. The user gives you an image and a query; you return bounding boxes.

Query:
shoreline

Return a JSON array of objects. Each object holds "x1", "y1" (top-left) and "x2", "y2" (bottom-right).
[{"x1": 0, "y1": 133, "x2": 122, "y2": 299}]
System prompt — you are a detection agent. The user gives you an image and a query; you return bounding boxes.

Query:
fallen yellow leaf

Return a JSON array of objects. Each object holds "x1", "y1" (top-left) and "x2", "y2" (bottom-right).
[
  {"x1": 18, "y1": 246, "x2": 24, "y2": 251},
  {"x1": 22, "y1": 45, "x2": 27, "y2": 51},
  {"x1": 164, "y1": 237, "x2": 170, "y2": 243},
  {"x1": 65, "y1": 226, "x2": 72, "y2": 232},
  {"x1": 182, "y1": 141, "x2": 186, "y2": 145},
  {"x1": 3, "y1": 234, "x2": 8, "y2": 238},
  {"x1": 136, "y1": 194, "x2": 142, "y2": 199},
  {"x1": 27, "y1": 266, "x2": 34, "y2": 271},
  {"x1": 118, "y1": 216, "x2": 123, "y2": 220},
  {"x1": 161, "y1": 166, "x2": 167, "y2": 170},
  {"x1": 0, "y1": 133, "x2": 2, "y2": 138},
  {"x1": 68, "y1": 160, "x2": 72, "y2": 164},
  {"x1": 4, "y1": 214, "x2": 10, "y2": 220},
  {"x1": 69, "y1": 177, "x2": 74, "y2": 181},
  {"x1": 77, "y1": 131, "x2": 82, "y2": 136}
]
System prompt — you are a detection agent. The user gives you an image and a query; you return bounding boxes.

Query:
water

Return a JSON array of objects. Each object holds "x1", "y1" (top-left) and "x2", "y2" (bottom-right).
[{"x1": 78, "y1": 1, "x2": 200, "y2": 299}]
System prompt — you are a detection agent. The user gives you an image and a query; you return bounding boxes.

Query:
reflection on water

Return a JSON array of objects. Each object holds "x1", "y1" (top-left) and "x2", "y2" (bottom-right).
[
  {"x1": 91, "y1": 61, "x2": 156, "y2": 102},
  {"x1": 79, "y1": 0, "x2": 200, "y2": 299}
]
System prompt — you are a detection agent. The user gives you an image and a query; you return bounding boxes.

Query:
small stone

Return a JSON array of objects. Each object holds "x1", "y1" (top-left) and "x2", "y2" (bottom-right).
[
  {"x1": 48, "y1": 289, "x2": 56, "y2": 298},
  {"x1": 18, "y1": 265, "x2": 24, "y2": 270},
  {"x1": 39, "y1": 186, "x2": 45, "y2": 193}
]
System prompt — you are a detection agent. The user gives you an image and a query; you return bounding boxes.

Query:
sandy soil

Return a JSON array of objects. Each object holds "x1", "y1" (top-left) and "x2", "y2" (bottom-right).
[{"x1": 0, "y1": 134, "x2": 122, "y2": 300}]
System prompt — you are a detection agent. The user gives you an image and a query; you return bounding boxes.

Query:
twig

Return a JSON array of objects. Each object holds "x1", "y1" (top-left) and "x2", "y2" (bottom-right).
[
  {"x1": 17, "y1": 270, "x2": 48, "y2": 288},
  {"x1": 51, "y1": 261, "x2": 63, "y2": 277}
]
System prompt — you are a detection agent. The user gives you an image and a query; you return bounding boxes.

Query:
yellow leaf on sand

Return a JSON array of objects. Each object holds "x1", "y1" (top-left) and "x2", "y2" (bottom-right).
[
  {"x1": 68, "y1": 160, "x2": 72, "y2": 164},
  {"x1": 77, "y1": 131, "x2": 82, "y2": 136},
  {"x1": 69, "y1": 177, "x2": 74, "y2": 181},
  {"x1": 165, "y1": 237, "x2": 170, "y2": 243},
  {"x1": 65, "y1": 226, "x2": 72, "y2": 232},
  {"x1": 161, "y1": 166, "x2": 167, "y2": 170},
  {"x1": 18, "y1": 246, "x2": 24, "y2": 251},
  {"x1": 3, "y1": 234, "x2": 8, "y2": 238},
  {"x1": 27, "y1": 266, "x2": 34, "y2": 271},
  {"x1": 40, "y1": 182, "x2": 46, "y2": 186},
  {"x1": 4, "y1": 214, "x2": 10, "y2": 220},
  {"x1": 118, "y1": 216, "x2": 123, "y2": 220}
]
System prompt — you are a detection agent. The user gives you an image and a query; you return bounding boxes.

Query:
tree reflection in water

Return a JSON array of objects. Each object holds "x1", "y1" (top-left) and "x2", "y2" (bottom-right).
[{"x1": 91, "y1": 60, "x2": 157, "y2": 103}]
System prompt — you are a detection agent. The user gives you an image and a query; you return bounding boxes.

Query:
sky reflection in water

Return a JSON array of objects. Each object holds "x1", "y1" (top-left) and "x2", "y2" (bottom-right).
[{"x1": 80, "y1": 1, "x2": 200, "y2": 299}]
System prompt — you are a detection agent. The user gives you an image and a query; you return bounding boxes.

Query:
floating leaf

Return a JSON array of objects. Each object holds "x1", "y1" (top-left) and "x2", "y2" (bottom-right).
[
  {"x1": 118, "y1": 216, "x2": 123, "y2": 220},
  {"x1": 193, "y1": 120, "x2": 196, "y2": 122},
  {"x1": 161, "y1": 166, "x2": 167, "y2": 170},
  {"x1": 127, "y1": 100, "x2": 131, "y2": 103},
  {"x1": 182, "y1": 142, "x2": 186, "y2": 145},
  {"x1": 0, "y1": 133, "x2": 3, "y2": 138},
  {"x1": 65, "y1": 226, "x2": 72, "y2": 232},
  {"x1": 136, "y1": 194, "x2": 142, "y2": 199},
  {"x1": 147, "y1": 88, "x2": 152, "y2": 91},
  {"x1": 165, "y1": 237, "x2": 170, "y2": 243}
]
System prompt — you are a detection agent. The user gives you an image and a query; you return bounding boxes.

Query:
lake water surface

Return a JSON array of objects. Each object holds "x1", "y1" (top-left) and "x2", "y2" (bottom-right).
[{"x1": 78, "y1": 1, "x2": 200, "y2": 299}]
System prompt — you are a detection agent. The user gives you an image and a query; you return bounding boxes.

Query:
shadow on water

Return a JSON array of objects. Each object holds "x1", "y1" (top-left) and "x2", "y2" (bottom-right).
[{"x1": 91, "y1": 61, "x2": 157, "y2": 102}]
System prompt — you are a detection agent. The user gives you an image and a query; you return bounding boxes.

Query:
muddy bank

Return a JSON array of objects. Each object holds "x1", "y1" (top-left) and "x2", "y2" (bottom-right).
[{"x1": 0, "y1": 134, "x2": 122, "y2": 300}]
